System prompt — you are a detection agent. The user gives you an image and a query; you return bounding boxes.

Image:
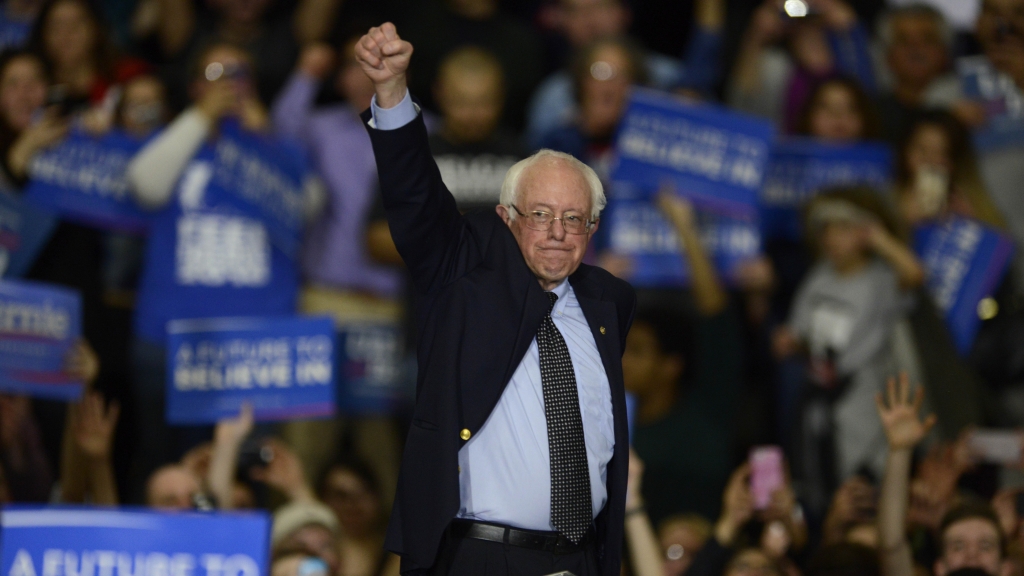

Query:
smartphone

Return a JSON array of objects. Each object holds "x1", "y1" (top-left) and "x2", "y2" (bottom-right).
[
  {"x1": 968, "y1": 429, "x2": 1023, "y2": 465},
  {"x1": 750, "y1": 445, "x2": 785, "y2": 510}
]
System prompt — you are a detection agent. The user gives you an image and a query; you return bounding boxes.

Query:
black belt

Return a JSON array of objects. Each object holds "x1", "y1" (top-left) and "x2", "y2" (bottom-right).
[{"x1": 449, "y1": 519, "x2": 590, "y2": 553}]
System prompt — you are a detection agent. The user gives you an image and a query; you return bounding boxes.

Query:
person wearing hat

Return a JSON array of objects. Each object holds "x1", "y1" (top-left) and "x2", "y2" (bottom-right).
[{"x1": 272, "y1": 501, "x2": 342, "y2": 576}]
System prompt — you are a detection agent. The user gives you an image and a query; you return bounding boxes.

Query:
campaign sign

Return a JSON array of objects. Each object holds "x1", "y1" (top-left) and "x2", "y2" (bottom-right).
[
  {"x1": 207, "y1": 121, "x2": 306, "y2": 258},
  {"x1": 335, "y1": 321, "x2": 406, "y2": 414},
  {"x1": 605, "y1": 183, "x2": 761, "y2": 287},
  {"x1": 0, "y1": 280, "x2": 81, "y2": 400},
  {"x1": 760, "y1": 139, "x2": 892, "y2": 240},
  {"x1": 166, "y1": 316, "x2": 336, "y2": 424},
  {"x1": 915, "y1": 217, "x2": 1014, "y2": 354},
  {"x1": 612, "y1": 88, "x2": 776, "y2": 218},
  {"x1": 958, "y1": 56, "x2": 1024, "y2": 153},
  {"x1": 0, "y1": 192, "x2": 57, "y2": 278},
  {"x1": 0, "y1": 506, "x2": 270, "y2": 576},
  {"x1": 23, "y1": 130, "x2": 150, "y2": 233}
]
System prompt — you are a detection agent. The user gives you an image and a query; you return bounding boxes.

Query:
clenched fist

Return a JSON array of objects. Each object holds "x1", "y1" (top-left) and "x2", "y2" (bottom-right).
[{"x1": 355, "y1": 22, "x2": 414, "y2": 109}]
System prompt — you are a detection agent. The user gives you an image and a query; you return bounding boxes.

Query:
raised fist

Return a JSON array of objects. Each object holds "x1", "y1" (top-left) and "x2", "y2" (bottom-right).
[{"x1": 355, "y1": 22, "x2": 413, "y2": 108}]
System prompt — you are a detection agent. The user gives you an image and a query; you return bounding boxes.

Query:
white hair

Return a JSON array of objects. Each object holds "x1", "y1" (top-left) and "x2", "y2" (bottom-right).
[{"x1": 499, "y1": 149, "x2": 606, "y2": 221}]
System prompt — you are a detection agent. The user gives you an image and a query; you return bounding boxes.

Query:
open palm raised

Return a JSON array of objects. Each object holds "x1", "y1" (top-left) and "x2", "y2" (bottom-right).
[{"x1": 875, "y1": 373, "x2": 936, "y2": 451}]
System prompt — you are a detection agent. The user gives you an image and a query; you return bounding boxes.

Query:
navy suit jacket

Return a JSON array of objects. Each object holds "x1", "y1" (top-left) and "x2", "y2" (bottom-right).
[{"x1": 363, "y1": 109, "x2": 636, "y2": 575}]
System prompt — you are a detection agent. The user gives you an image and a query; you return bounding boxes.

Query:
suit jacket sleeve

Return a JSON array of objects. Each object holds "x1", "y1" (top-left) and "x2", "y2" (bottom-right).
[{"x1": 362, "y1": 107, "x2": 482, "y2": 295}]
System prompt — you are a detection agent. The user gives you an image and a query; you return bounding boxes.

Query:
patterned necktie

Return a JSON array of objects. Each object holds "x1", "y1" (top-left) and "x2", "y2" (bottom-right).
[{"x1": 538, "y1": 291, "x2": 592, "y2": 543}]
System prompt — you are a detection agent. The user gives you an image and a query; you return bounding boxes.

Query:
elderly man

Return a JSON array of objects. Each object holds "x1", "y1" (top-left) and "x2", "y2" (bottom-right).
[{"x1": 356, "y1": 23, "x2": 636, "y2": 576}]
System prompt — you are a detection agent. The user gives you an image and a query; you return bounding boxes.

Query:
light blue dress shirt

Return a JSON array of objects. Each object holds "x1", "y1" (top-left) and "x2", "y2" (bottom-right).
[{"x1": 371, "y1": 95, "x2": 615, "y2": 531}]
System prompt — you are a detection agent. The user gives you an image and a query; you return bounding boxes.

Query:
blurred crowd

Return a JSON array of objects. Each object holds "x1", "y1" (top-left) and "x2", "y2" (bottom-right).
[{"x1": 2, "y1": 0, "x2": 1024, "y2": 576}]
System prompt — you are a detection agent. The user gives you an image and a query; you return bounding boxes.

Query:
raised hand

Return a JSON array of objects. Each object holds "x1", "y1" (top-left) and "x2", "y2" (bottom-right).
[
  {"x1": 716, "y1": 463, "x2": 755, "y2": 545},
  {"x1": 875, "y1": 373, "x2": 936, "y2": 451},
  {"x1": 354, "y1": 22, "x2": 413, "y2": 108},
  {"x1": 214, "y1": 403, "x2": 254, "y2": 449},
  {"x1": 65, "y1": 340, "x2": 100, "y2": 387},
  {"x1": 248, "y1": 438, "x2": 315, "y2": 502},
  {"x1": 75, "y1": 392, "x2": 120, "y2": 461}
]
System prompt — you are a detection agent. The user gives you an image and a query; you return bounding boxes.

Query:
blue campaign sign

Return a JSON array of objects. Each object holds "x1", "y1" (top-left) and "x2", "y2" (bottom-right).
[
  {"x1": 612, "y1": 88, "x2": 776, "y2": 218},
  {"x1": 207, "y1": 121, "x2": 306, "y2": 259},
  {"x1": 335, "y1": 321, "x2": 407, "y2": 415},
  {"x1": 958, "y1": 56, "x2": 1024, "y2": 153},
  {"x1": 166, "y1": 315, "x2": 336, "y2": 424},
  {"x1": 23, "y1": 129, "x2": 150, "y2": 233},
  {"x1": 915, "y1": 217, "x2": 1014, "y2": 354},
  {"x1": 0, "y1": 279, "x2": 82, "y2": 400},
  {"x1": 0, "y1": 191, "x2": 57, "y2": 279},
  {"x1": 760, "y1": 138, "x2": 892, "y2": 240},
  {"x1": 0, "y1": 505, "x2": 270, "y2": 576},
  {"x1": 605, "y1": 182, "x2": 762, "y2": 287}
]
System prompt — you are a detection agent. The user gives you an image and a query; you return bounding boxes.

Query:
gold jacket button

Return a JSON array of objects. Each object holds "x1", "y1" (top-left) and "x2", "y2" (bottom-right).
[
  {"x1": 599, "y1": 326, "x2": 606, "y2": 335},
  {"x1": 460, "y1": 428, "x2": 472, "y2": 440}
]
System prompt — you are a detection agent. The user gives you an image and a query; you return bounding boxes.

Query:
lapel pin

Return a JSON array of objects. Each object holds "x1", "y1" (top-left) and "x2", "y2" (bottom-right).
[{"x1": 599, "y1": 326, "x2": 606, "y2": 335}]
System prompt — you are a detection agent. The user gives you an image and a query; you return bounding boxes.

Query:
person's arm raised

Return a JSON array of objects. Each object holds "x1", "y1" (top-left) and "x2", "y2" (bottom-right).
[
  {"x1": 877, "y1": 374, "x2": 936, "y2": 576},
  {"x1": 355, "y1": 24, "x2": 473, "y2": 294}
]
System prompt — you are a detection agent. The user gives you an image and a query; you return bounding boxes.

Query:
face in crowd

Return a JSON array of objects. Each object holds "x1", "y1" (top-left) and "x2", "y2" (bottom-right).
[
  {"x1": 621, "y1": 321, "x2": 683, "y2": 399},
  {"x1": 435, "y1": 48, "x2": 505, "y2": 144},
  {"x1": 885, "y1": 10, "x2": 949, "y2": 92},
  {"x1": 191, "y1": 44, "x2": 256, "y2": 110},
  {"x1": 119, "y1": 75, "x2": 168, "y2": 137},
  {"x1": 579, "y1": 40, "x2": 634, "y2": 139},
  {"x1": 496, "y1": 156, "x2": 599, "y2": 290},
  {"x1": 41, "y1": 0, "x2": 98, "y2": 71},
  {"x1": 0, "y1": 54, "x2": 47, "y2": 132},
  {"x1": 936, "y1": 517, "x2": 1011, "y2": 576},
  {"x1": 807, "y1": 81, "x2": 865, "y2": 143},
  {"x1": 320, "y1": 465, "x2": 382, "y2": 540},
  {"x1": 976, "y1": 0, "x2": 1024, "y2": 78},
  {"x1": 146, "y1": 465, "x2": 201, "y2": 510}
]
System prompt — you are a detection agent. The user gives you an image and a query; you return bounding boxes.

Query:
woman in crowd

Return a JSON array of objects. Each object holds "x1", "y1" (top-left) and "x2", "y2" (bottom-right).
[
  {"x1": 894, "y1": 110, "x2": 1003, "y2": 230},
  {"x1": 28, "y1": 0, "x2": 146, "y2": 111},
  {"x1": 0, "y1": 48, "x2": 59, "y2": 187},
  {"x1": 795, "y1": 76, "x2": 880, "y2": 143},
  {"x1": 318, "y1": 458, "x2": 400, "y2": 576}
]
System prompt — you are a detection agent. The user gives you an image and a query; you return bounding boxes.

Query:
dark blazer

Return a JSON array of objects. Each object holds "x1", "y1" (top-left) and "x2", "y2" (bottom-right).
[{"x1": 363, "y1": 109, "x2": 636, "y2": 576}]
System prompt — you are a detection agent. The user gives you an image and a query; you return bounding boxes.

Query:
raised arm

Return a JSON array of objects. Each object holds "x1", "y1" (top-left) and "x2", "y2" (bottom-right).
[
  {"x1": 877, "y1": 374, "x2": 936, "y2": 576},
  {"x1": 355, "y1": 24, "x2": 474, "y2": 294},
  {"x1": 657, "y1": 191, "x2": 727, "y2": 316},
  {"x1": 273, "y1": 44, "x2": 334, "y2": 141}
]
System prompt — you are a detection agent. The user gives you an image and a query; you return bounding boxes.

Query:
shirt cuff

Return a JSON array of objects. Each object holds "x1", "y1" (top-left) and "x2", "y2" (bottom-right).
[{"x1": 370, "y1": 90, "x2": 419, "y2": 130}]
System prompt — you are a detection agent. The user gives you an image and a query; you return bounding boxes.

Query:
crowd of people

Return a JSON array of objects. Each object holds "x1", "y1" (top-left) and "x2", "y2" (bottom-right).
[{"x1": 2, "y1": 0, "x2": 1024, "y2": 575}]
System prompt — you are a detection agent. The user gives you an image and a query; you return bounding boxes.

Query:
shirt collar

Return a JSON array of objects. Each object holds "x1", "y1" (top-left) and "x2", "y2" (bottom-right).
[{"x1": 548, "y1": 278, "x2": 572, "y2": 315}]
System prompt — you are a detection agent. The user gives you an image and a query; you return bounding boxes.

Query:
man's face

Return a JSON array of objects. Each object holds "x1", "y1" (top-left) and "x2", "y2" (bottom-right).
[
  {"x1": 622, "y1": 322, "x2": 681, "y2": 397},
  {"x1": 146, "y1": 467, "x2": 200, "y2": 510},
  {"x1": 497, "y1": 159, "x2": 596, "y2": 290},
  {"x1": 560, "y1": 0, "x2": 627, "y2": 48},
  {"x1": 437, "y1": 69, "x2": 503, "y2": 143},
  {"x1": 977, "y1": 0, "x2": 1024, "y2": 77},
  {"x1": 887, "y1": 14, "x2": 949, "y2": 89},
  {"x1": 937, "y1": 519, "x2": 1006, "y2": 576},
  {"x1": 580, "y1": 44, "x2": 632, "y2": 139}
]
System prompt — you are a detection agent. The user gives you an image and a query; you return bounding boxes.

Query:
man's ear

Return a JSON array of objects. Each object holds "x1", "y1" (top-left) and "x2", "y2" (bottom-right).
[
  {"x1": 588, "y1": 218, "x2": 600, "y2": 237},
  {"x1": 496, "y1": 204, "x2": 512, "y2": 227}
]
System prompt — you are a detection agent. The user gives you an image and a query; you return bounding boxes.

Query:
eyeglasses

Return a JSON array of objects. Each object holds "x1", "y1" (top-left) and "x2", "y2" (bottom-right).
[{"x1": 511, "y1": 205, "x2": 595, "y2": 235}]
